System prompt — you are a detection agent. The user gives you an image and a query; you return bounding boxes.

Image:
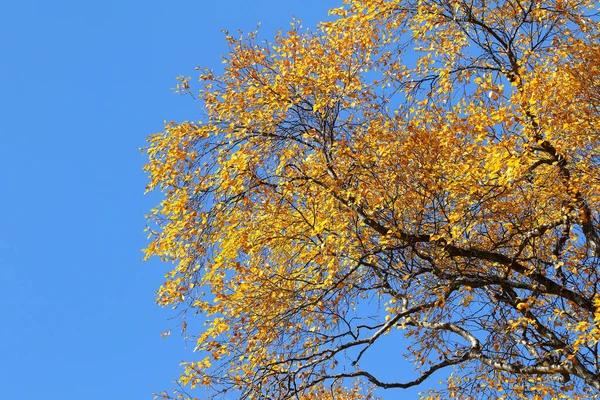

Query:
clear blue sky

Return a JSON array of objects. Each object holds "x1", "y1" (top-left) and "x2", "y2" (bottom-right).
[{"x1": 0, "y1": 1, "x2": 442, "y2": 398}]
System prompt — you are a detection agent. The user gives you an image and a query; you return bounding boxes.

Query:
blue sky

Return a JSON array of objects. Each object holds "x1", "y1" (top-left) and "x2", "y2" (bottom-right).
[{"x1": 0, "y1": 1, "x2": 441, "y2": 398}]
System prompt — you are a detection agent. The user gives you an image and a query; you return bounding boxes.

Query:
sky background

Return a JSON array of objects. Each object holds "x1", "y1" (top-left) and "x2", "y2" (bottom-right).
[{"x1": 1, "y1": 1, "x2": 442, "y2": 398}]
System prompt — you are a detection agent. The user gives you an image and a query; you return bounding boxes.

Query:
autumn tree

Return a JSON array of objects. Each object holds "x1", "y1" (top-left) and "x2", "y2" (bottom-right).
[{"x1": 144, "y1": 0, "x2": 600, "y2": 398}]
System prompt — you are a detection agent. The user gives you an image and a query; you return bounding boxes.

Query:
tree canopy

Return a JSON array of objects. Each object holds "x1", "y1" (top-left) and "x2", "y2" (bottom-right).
[{"x1": 144, "y1": 0, "x2": 600, "y2": 398}]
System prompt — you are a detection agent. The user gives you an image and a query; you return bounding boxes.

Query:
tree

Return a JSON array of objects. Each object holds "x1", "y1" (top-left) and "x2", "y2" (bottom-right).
[{"x1": 143, "y1": 0, "x2": 600, "y2": 398}]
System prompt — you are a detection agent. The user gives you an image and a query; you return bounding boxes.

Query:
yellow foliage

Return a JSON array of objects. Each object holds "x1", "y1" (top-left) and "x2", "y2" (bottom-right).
[{"x1": 144, "y1": 0, "x2": 600, "y2": 398}]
